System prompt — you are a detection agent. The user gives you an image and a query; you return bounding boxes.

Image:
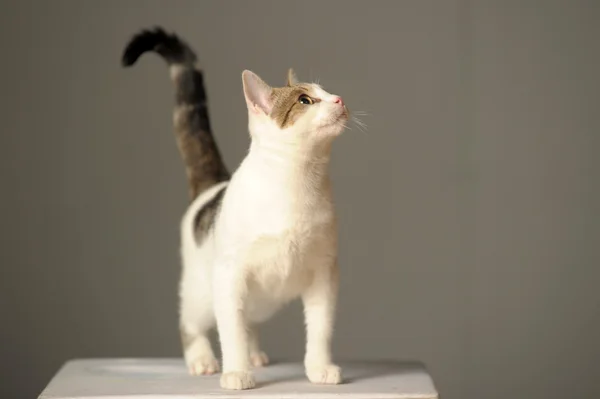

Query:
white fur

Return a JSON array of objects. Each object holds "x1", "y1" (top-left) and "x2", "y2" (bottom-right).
[{"x1": 178, "y1": 71, "x2": 347, "y2": 390}]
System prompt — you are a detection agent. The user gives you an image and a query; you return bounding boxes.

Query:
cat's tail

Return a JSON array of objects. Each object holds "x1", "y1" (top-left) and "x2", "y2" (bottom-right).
[{"x1": 121, "y1": 27, "x2": 230, "y2": 201}]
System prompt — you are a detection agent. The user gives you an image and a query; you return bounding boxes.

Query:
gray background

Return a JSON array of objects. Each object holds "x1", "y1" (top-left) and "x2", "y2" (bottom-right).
[{"x1": 1, "y1": 1, "x2": 599, "y2": 398}]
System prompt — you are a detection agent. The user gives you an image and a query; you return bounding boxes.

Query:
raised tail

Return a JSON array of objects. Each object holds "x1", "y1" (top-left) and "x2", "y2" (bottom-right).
[{"x1": 122, "y1": 27, "x2": 230, "y2": 201}]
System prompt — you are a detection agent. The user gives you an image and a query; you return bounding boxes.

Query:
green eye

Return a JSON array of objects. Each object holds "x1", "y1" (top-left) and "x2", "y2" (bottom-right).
[{"x1": 298, "y1": 94, "x2": 314, "y2": 105}]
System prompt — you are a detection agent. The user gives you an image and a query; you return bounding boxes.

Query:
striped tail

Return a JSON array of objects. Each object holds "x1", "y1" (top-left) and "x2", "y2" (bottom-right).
[{"x1": 121, "y1": 27, "x2": 230, "y2": 201}]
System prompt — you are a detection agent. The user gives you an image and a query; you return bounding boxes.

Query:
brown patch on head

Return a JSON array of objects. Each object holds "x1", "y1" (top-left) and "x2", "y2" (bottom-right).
[{"x1": 269, "y1": 84, "x2": 315, "y2": 128}]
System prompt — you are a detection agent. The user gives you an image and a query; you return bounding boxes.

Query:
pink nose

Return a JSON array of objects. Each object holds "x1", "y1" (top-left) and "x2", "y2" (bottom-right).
[{"x1": 333, "y1": 96, "x2": 344, "y2": 106}]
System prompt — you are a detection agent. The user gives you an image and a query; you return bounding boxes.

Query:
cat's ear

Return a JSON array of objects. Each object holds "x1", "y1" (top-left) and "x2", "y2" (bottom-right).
[
  {"x1": 286, "y1": 68, "x2": 298, "y2": 86},
  {"x1": 242, "y1": 70, "x2": 273, "y2": 115}
]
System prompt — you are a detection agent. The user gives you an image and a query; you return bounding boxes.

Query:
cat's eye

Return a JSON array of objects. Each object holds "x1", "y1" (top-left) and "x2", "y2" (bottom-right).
[{"x1": 298, "y1": 94, "x2": 314, "y2": 105}]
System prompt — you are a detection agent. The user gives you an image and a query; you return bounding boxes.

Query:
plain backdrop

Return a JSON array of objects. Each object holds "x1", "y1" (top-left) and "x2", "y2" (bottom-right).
[{"x1": 1, "y1": 1, "x2": 599, "y2": 398}]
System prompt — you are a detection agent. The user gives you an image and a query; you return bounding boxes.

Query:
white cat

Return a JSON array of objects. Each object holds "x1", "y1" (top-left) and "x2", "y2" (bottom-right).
[{"x1": 123, "y1": 27, "x2": 349, "y2": 390}]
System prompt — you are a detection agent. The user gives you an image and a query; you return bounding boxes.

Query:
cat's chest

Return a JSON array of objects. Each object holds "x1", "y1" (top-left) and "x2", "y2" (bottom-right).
[
  {"x1": 232, "y1": 183, "x2": 333, "y2": 235},
  {"x1": 237, "y1": 187, "x2": 335, "y2": 263},
  {"x1": 244, "y1": 227, "x2": 331, "y2": 303},
  {"x1": 255, "y1": 196, "x2": 327, "y2": 229}
]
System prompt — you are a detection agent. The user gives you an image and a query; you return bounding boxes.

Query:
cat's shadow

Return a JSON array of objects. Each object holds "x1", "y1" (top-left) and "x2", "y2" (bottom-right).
[{"x1": 255, "y1": 359, "x2": 428, "y2": 388}]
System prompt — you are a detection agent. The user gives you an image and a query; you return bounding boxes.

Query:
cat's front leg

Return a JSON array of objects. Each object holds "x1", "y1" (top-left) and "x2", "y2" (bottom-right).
[
  {"x1": 214, "y1": 266, "x2": 255, "y2": 390},
  {"x1": 302, "y1": 263, "x2": 342, "y2": 385}
]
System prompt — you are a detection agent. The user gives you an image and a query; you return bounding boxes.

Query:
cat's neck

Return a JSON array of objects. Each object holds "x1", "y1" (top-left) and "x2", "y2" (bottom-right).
[{"x1": 247, "y1": 138, "x2": 333, "y2": 191}]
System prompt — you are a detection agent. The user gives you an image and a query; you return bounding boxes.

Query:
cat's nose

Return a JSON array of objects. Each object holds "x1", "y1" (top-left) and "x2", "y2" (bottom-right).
[{"x1": 332, "y1": 96, "x2": 344, "y2": 106}]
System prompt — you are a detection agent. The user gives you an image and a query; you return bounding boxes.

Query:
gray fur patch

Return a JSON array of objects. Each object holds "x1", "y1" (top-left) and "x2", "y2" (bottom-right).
[{"x1": 193, "y1": 186, "x2": 227, "y2": 244}]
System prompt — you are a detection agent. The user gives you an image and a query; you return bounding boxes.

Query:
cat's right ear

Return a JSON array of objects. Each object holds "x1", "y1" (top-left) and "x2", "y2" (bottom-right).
[{"x1": 242, "y1": 70, "x2": 273, "y2": 116}]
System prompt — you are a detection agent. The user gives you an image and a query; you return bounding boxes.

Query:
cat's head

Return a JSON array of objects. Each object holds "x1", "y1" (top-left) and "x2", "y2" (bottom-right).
[{"x1": 242, "y1": 69, "x2": 349, "y2": 145}]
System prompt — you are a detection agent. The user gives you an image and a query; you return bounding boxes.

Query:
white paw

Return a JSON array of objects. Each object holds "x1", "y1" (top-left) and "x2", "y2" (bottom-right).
[
  {"x1": 250, "y1": 351, "x2": 270, "y2": 367},
  {"x1": 306, "y1": 364, "x2": 343, "y2": 385},
  {"x1": 220, "y1": 371, "x2": 256, "y2": 390},
  {"x1": 188, "y1": 356, "x2": 220, "y2": 376}
]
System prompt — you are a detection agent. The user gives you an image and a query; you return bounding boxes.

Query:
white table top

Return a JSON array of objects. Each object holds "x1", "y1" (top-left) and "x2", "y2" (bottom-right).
[{"x1": 38, "y1": 358, "x2": 439, "y2": 399}]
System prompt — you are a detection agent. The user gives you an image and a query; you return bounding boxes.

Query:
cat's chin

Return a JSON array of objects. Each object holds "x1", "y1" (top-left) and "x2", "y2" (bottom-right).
[{"x1": 318, "y1": 117, "x2": 348, "y2": 136}]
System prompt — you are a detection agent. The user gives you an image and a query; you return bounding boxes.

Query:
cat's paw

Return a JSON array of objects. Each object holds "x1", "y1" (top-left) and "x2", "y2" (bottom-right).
[
  {"x1": 220, "y1": 371, "x2": 256, "y2": 390},
  {"x1": 306, "y1": 364, "x2": 343, "y2": 385},
  {"x1": 188, "y1": 356, "x2": 220, "y2": 376},
  {"x1": 250, "y1": 351, "x2": 270, "y2": 367}
]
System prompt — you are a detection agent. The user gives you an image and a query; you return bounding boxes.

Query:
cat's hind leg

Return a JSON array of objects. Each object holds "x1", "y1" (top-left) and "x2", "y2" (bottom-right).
[
  {"x1": 180, "y1": 286, "x2": 219, "y2": 375},
  {"x1": 248, "y1": 325, "x2": 269, "y2": 368},
  {"x1": 180, "y1": 324, "x2": 220, "y2": 375}
]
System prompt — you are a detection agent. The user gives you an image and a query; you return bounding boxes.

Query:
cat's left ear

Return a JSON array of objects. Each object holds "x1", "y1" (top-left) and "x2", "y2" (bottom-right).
[
  {"x1": 242, "y1": 70, "x2": 273, "y2": 115},
  {"x1": 286, "y1": 68, "x2": 298, "y2": 86}
]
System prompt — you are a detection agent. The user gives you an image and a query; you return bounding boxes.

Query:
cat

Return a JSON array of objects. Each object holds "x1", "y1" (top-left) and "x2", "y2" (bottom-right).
[{"x1": 122, "y1": 27, "x2": 349, "y2": 390}]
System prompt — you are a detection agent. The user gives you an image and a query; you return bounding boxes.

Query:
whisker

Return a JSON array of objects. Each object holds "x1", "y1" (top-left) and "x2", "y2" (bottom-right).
[{"x1": 352, "y1": 115, "x2": 368, "y2": 134}]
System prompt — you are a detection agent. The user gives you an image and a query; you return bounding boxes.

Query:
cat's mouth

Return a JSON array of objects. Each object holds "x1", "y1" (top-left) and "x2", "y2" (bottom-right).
[{"x1": 322, "y1": 108, "x2": 349, "y2": 129}]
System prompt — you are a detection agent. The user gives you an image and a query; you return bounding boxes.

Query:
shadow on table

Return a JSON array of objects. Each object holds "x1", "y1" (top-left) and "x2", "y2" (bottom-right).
[{"x1": 259, "y1": 359, "x2": 429, "y2": 388}]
